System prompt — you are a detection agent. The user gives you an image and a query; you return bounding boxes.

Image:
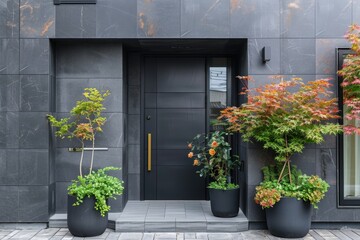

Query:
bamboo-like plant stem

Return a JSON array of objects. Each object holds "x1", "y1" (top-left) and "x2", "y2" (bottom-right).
[
  {"x1": 287, "y1": 159, "x2": 292, "y2": 184},
  {"x1": 79, "y1": 142, "x2": 84, "y2": 177},
  {"x1": 278, "y1": 160, "x2": 288, "y2": 183}
]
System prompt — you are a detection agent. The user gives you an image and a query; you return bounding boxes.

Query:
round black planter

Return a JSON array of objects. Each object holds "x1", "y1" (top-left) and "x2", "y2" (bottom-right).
[
  {"x1": 209, "y1": 187, "x2": 240, "y2": 218},
  {"x1": 266, "y1": 197, "x2": 312, "y2": 238},
  {"x1": 67, "y1": 195, "x2": 108, "y2": 237}
]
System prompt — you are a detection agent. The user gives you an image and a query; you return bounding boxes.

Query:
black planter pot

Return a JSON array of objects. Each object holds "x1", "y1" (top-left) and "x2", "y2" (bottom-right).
[
  {"x1": 266, "y1": 197, "x2": 312, "y2": 238},
  {"x1": 67, "y1": 195, "x2": 108, "y2": 237},
  {"x1": 209, "y1": 187, "x2": 240, "y2": 218}
]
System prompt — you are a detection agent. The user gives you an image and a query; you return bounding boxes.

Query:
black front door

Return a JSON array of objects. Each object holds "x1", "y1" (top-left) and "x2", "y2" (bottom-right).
[{"x1": 144, "y1": 57, "x2": 206, "y2": 200}]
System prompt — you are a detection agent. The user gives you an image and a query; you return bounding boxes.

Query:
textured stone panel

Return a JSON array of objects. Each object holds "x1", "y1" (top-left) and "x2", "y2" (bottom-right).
[
  {"x1": 0, "y1": 75, "x2": 20, "y2": 112},
  {"x1": 56, "y1": 78, "x2": 123, "y2": 113},
  {"x1": 56, "y1": 4, "x2": 95, "y2": 38},
  {"x1": 0, "y1": 112, "x2": 19, "y2": 148},
  {"x1": 281, "y1": 0, "x2": 315, "y2": 38},
  {"x1": 0, "y1": 149, "x2": 18, "y2": 185},
  {"x1": 181, "y1": 0, "x2": 229, "y2": 38},
  {"x1": 20, "y1": 75, "x2": 49, "y2": 112},
  {"x1": 19, "y1": 149, "x2": 49, "y2": 185},
  {"x1": 316, "y1": 0, "x2": 352, "y2": 38},
  {"x1": 19, "y1": 112, "x2": 48, "y2": 149},
  {"x1": 281, "y1": 39, "x2": 316, "y2": 75},
  {"x1": 316, "y1": 39, "x2": 349, "y2": 75},
  {"x1": 230, "y1": 0, "x2": 280, "y2": 38},
  {"x1": 0, "y1": 38, "x2": 19, "y2": 74},
  {"x1": 0, "y1": 0, "x2": 19, "y2": 38},
  {"x1": 20, "y1": 39, "x2": 49, "y2": 74},
  {"x1": 20, "y1": 0, "x2": 55, "y2": 38},
  {"x1": 96, "y1": 0, "x2": 137, "y2": 38},
  {"x1": 137, "y1": 0, "x2": 181, "y2": 38},
  {"x1": 18, "y1": 186, "x2": 48, "y2": 222},
  {"x1": 248, "y1": 39, "x2": 280, "y2": 75},
  {"x1": 0, "y1": 186, "x2": 18, "y2": 222},
  {"x1": 56, "y1": 42, "x2": 122, "y2": 78}
]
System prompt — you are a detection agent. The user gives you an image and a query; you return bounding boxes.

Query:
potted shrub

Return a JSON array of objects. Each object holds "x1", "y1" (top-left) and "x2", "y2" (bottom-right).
[
  {"x1": 219, "y1": 77, "x2": 342, "y2": 237},
  {"x1": 188, "y1": 131, "x2": 240, "y2": 217},
  {"x1": 48, "y1": 88, "x2": 124, "y2": 237},
  {"x1": 338, "y1": 24, "x2": 360, "y2": 135}
]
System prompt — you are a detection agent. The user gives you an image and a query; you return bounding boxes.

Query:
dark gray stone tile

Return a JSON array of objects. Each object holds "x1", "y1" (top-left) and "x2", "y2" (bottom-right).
[
  {"x1": 0, "y1": 112, "x2": 19, "y2": 148},
  {"x1": 56, "y1": 78, "x2": 123, "y2": 113},
  {"x1": 316, "y1": 0, "x2": 352, "y2": 38},
  {"x1": 128, "y1": 173, "x2": 140, "y2": 200},
  {"x1": 181, "y1": 0, "x2": 229, "y2": 38},
  {"x1": 96, "y1": 0, "x2": 137, "y2": 38},
  {"x1": 55, "y1": 182, "x2": 70, "y2": 213},
  {"x1": 0, "y1": 38, "x2": 19, "y2": 74},
  {"x1": 247, "y1": 148, "x2": 275, "y2": 185},
  {"x1": 0, "y1": 186, "x2": 18, "y2": 222},
  {"x1": 128, "y1": 54, "x2": 140, "y2": 86},
  {"x1": 316, "y1": 39, "x2": 350, "y2": 75},
  {"x1": 19, "y1": 112, "x2": 49, "y2": 149},
  {"x1": 55, "y1": 147, "x2": 123, "y2": 182},
  {"x1": 281, "y1": 39, "x2": 315, "y2": 75},
  {"x1": 20, "y1": 75, "x2": 49, "y2": 112},
  {"x1": 316, "y1": 148, "x2": 336, "y2": 186},
  {"x1": 291, "y1": 148, "x2": 316, "y2": 176},
  {"x1": 0, "y1": 0, "x2": 19, "y2": 38},
  {"x1": 0, "y1": 75, "x2": 20, "y2": 111},
  {"x1": 248, "y1": 39, "x2": 280, "y2": 75},
  {"x1": 317, "y1": 134, "x2": 337, "y2": 149},
  {"x1": 128, "y1": 145, "x2": 140, "y2": 174},
  {"x1": 137, "y1": 0, "x2": 181, "y2": 38},
  {"x1": 109, "y1": 196, "x2": 123, "y2": 213},
  {"x1": 56, "y1": 42, "x2": 122, "y2": 78},
  {"x1": 128, "y1": 115, "x2": 140, "y2": 145},
  {"x1": 55, "y1": 5, "x2": 96, "y2": 38},
  {"x1": 20, "y1": 39, "x2": 49, "y2": 74},
  {"x1": 19, "y1": 149, "x2": 49, "y2": 185},
  {"x1": 354, "y1": 0, "x2": 360, "y2": 24},
  {"x1": 230, "y1": 0, "x2": 280, "y2": 38},
  {"x1": 20, "y1": 0, "x2": 55, "y2": 38},
  {"x1": 0, "y1": 149, "x2": 18, "y2": 185},
  {"x1": 19, "y1": 186, "x2": 48, "y2": 222},
  {"x1": 128, "y1": 86, "x2": 140, "y2": 115},
  {"x1": 281, "y1": 0, "x2": 315, "y2": 38}
]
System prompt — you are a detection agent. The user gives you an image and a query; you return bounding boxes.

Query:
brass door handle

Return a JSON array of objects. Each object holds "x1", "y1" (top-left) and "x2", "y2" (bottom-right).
[{"x1": 147, "y1": 133, "x2": 152, "y2": 172}]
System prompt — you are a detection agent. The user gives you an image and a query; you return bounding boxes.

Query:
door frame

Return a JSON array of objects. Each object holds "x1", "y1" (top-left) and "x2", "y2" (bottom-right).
[{"x1": 139, "y1": 53, "x2": 239, "y2": 200}]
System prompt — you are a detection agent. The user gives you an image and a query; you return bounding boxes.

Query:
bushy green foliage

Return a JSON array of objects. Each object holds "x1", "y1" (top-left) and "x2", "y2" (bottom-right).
[
  {"x1": 208, "y1": 179, "x2": 239, "y2": 190},
  {"x1": 188, "y1": 131, "x2": 240, "y2": 189},
  {"x1": 255, "y1": 165, "x2": 329, "y2": 209},
  {"x1": 338, "y1": 24, "x2": 360, "y2": 135},
  {"x1": 68, "y1": 167, "x2": 124, "y2": 217}
]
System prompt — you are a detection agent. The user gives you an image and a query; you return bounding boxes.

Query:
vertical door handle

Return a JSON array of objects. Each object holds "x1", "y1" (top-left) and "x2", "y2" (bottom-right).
[{"x1": 147, "y1": 133, "x2": 152, "y2": 172}]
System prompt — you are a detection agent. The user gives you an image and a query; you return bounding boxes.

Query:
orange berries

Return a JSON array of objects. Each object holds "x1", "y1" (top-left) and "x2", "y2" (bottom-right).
[
  {"x1": 188, "y1": 152, "x2": 194, "y2": 158},
  {"x1": 188, "y1": 143, "x2": 192, "y2": 149},
  {"x1": 209, "y1": 149, "x2": 216, "y2": 156},
  {"x1": 211, "y1": 141, "x2": 218, "y2": 148},
  {"x1": 193, "y1": 159, "x2": 199, "y2": 166}
]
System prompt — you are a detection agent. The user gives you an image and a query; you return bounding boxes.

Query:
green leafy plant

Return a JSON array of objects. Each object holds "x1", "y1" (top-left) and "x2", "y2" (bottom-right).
[
  {"x1": 254, "y1": 165, "x2": 329, "y2": 209},
  {"x1": 338, "y1": 24, "x2": 360, "y2": 135},
  {"x1": 188, "y1": 131, "x2": 240, "y2": 190},
  {"x1": 68, "y1": 167, "x2": 124, "y2": 216},
  {"x1": 48, "y1": 88, "x2": 110, "y2": 176},
  {"x1": 219, "y1": 77, "x2": 342, "y2": 183}
]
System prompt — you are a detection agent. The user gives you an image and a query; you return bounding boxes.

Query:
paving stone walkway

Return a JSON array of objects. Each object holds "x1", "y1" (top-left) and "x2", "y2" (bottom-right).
[{"x1": 1, "y1": 228, "x2": 360, "y2": 240}]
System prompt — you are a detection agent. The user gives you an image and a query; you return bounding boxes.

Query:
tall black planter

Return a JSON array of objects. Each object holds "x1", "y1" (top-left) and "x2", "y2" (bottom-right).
[
  {"x1": 266, "y1": 197, "x2": 312, "y2": 238},
  {"x1": 209, "y1": 187, "x2": 239, "y2": 218},
  {"x1": 67, "y1": 195, "x2": 108, "y2": 237}
]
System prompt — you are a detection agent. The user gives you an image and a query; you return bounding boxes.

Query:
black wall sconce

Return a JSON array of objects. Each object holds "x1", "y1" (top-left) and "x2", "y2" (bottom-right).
[{"x1": 262, "y1": 46, "x2": 271, "y2": 63}]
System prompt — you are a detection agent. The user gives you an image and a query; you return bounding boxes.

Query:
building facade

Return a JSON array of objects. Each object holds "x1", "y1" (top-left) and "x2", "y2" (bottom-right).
[{"x1": 0, "y1": 0, "x2": 359, "y2": 228}]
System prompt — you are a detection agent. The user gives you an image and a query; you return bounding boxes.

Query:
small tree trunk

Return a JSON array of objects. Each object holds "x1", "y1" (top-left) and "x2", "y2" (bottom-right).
[
  {"x1": 287, "y1": 159, "x2": 292, "y2": 184},
  {"x1": 278, "y1": 160, "x2": 288, "y2": 183},
  {"x1": 89, "y1": 136, "x2": 95, "y2": 174},
  {"x1": 79, "y1": 142, "x2": 84, "y2": 177}
]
